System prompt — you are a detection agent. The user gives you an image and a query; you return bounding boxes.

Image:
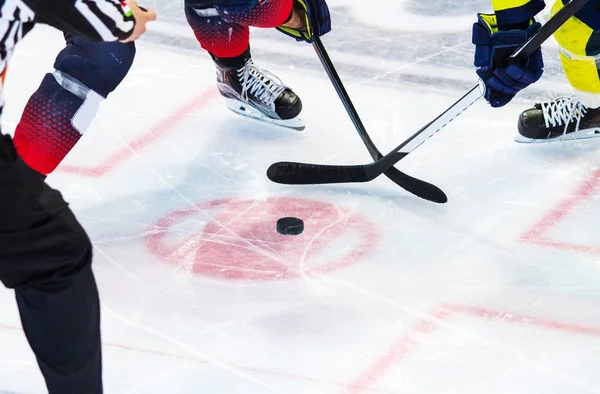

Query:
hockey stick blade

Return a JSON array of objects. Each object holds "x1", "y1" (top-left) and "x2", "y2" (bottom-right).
[
  {"x1": 267, "y1": 161, "x2": 372, "y2": 184},
  {"x1": 268, "y1": 152, "x2": 404, "y2": 185},
  {"x1": 267, "y1": 152, "x2": 448, "y2": 203}
]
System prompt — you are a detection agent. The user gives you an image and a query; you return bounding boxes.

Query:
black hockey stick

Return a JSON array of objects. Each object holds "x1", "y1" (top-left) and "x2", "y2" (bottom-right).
[
  {"x1": 306, "y1": 37, "x2": 447, "y2": 203},
  {"x1": 268, "y1": 0, "x2": 589, "y2": 187}
]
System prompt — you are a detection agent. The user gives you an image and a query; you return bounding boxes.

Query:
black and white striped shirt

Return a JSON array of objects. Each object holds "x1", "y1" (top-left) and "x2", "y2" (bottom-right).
[{"x1": 0, "y1": 0, "x2": 135, "y2": 106}]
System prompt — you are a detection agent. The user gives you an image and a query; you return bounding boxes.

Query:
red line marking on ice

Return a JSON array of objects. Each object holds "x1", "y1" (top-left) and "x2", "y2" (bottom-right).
[
  {"x1": 519, "y1": 168, "x2": 600, "y2": 245},
  {"x1": 58, "y1": 87, "x2": 219, "y2": 177},
  {"x1": 0, "y1": 324, "x2": 21, "y2": 331},
  {"x1": 345, "y1": 303, "x2": 600, "y2": 394},
  {"x1": 520, "y1": 237, "x2": 600, "y2": 254},
  {"x1": 106, "y1": 343, "x2": 392, "y2": 392},
  {"x1": 4, "y1": 303, "x2": 600, "y2": 392},
  {"x1": 452, "y1": 304, "x2": 600, "y2": 337},
  {"x1": 0, "y1": 323, "x2": 392, "y2": 393},
  {"x1": 346, "y1": 306, "x2": 453, "y2": 394}
]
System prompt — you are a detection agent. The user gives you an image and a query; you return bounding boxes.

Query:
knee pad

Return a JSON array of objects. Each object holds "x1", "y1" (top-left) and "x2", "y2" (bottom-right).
[
  {"x1": 184, "y1": 0, "x2": 215, "y2": 8},
  {"x1": 184, "y1": 0, "x2": 261, "y2": 8},
  {"x1": 13, "y1": 71, "x2": 103, "y2": 175},
  {"x1": 213, "y1": 0, "x2": 255, "y2": 6},
  {"x1": 54, "y1": 34, "x2": 136, "y2": 97},
  {"x1": 185, "y1": 1, "x2": 250, "y2": 58},
  {"x1": 214, "y1": 0, "x2": 292, "y2": 27},
  {"x1": 213, "y1": 0, "x2": 258, "y2": 20},
  {"x1": 185, "y1": 0, "x2": 220, "y2": 22}
]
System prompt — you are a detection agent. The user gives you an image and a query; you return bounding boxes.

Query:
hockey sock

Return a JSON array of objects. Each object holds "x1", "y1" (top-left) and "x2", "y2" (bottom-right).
[
  {"x1": 14, "y1": 71, "x2": 104, "y2": 175},
  {"x1": 214, "y1": 0, "x2": 293, "y2": 27}
]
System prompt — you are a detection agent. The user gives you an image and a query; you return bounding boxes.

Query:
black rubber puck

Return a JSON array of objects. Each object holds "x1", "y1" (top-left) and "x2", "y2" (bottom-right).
[{"x1": 277, "y1": 217, "x2": 304, "y2": 235}]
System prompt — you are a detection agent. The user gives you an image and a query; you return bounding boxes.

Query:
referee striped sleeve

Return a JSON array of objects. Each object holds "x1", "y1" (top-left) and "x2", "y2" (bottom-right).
[{"x1": 75, "y1": 0, "x2": 135, "y2": 41}]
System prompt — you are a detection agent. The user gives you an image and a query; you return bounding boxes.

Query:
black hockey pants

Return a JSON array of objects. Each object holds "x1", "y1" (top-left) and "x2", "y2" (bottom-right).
[{"x1": 0, "y1": 134, "x2": 102, "y2": 393}]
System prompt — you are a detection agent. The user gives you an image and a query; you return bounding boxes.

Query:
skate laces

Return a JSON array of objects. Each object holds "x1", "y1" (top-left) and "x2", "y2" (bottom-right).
[
  {"x1": 238, "y1": 59, "x2": 287, "y2": 108},
  {"x1": 541, "y1": 96, "x2": 587, "y2": 134}
]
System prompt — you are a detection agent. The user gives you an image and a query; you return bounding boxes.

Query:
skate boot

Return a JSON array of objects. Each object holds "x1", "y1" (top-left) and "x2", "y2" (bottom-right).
[
  {"x1": 213, "y1": 48, "x2": 304, "y2": 130},
  {"x1": 515, "y1": 95, "x2": 600, "y2": 143}
]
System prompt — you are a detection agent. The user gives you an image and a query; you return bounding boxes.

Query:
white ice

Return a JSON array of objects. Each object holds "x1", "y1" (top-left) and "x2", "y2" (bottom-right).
[{"x1": 1, "y1": 1, "x2": 600, "y2": 393}]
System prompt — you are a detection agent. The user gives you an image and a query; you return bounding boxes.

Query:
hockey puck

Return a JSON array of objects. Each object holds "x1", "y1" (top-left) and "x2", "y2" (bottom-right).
[{"x1": 276, "y1": 217, "x2": 304, "y2": 235}]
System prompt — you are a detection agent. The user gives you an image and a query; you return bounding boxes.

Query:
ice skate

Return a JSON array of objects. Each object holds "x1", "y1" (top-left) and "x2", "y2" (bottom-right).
[
  {"x1": 214, "y1": 52, "x2": 304, "y2": 131},
  {"x1": 515, "y1": 95, "x2": 600, "y2": 143}
]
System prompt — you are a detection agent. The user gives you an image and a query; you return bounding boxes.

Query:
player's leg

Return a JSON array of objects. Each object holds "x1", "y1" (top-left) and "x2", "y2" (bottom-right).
[
  {"x1": 213, "y1": 0, "x2": 293, "y2": 27},
  {"x1": 0, "y1": 134, "x2": 101, "y2": 393},
  {"x1": 517, "y1": 0, "x2": 600, "y2": 142},
  {"x1": 184, "y1": 0, "x2": 304, "y2": 130},
  {"x1": 13, "y1": 34, "x2": 136, "y2": 175}
]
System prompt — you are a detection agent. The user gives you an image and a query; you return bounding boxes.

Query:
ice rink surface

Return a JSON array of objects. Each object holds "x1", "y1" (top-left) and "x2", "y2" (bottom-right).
[{"x1": 2, "y1": 1, "x2": 600, "y2": 393}]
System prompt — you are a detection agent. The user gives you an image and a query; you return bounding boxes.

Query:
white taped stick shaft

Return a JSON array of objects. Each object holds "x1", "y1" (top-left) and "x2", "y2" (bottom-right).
[{"x1": 397, "y1": 86, "x2": 483, "y2": 154}]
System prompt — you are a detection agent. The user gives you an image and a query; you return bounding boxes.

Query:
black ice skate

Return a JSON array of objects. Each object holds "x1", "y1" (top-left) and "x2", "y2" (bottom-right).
[
  {"x1": 213, "y1": 50, "x2": 304, "y2": 130},
  {"x1": 515, "y1": 95, "x2": 600, "y2": 143}
]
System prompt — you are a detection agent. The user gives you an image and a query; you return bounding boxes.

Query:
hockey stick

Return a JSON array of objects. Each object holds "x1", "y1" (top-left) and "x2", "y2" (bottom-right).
[
  {"x1": 267, "y1": 0, "x2": 590, "y2": 187},
  {"x1": 306, "y1": 37, "x2": 447, "y2": 203}
]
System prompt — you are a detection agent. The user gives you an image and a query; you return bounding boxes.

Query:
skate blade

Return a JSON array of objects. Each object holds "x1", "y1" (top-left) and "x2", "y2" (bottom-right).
[
  {"x1": 514, "y1": 128, "x2": 600, "y2": 144},
  {"x1": 225, "y1": 98, "x2": 305, "y2": 131}
]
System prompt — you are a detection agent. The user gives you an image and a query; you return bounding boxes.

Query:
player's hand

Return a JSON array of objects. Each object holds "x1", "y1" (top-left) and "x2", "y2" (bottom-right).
[
  {"x1": 276, "y1": 0, "x2": 331, "y2": 43},
  {"x1": 121, "y1": 0, "x2": 156, "y2": 43},
  {"x1": 472, "y1": 13, "x2": 544, "y2": 108},
  {"x1": 281, "y1": 1, "x2": 308, "y2": 31}
]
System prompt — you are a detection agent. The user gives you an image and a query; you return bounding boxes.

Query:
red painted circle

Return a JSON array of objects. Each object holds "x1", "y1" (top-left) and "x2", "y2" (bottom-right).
[{"x1": 144, "y1": 197, "x2": 379, "y2": 281}]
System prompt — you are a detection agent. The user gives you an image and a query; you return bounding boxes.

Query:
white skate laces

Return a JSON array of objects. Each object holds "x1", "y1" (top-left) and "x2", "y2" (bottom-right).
[
  {"x1": 238, "y1": 59, "x2": 286, "y2": 108},
  {"x1": 541, "y1": 96, "x2": 587, "y2": 135}
]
